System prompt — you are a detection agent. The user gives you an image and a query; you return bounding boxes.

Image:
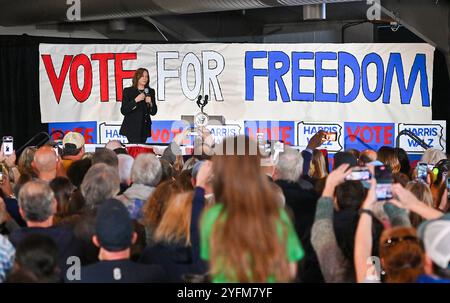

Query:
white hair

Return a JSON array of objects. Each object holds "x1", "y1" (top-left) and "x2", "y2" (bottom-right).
[
  {"x1": 275, "y1": 146, "x2": 303, "y2": 182},
  {"x1": 117, "y1": 154, "x2": 134, "y2": 183},
  {"x1": 421, "y1": 149, "x2": 446, "y2": 165},
  {"x1": 81, "y1": 163, "x2": 120, "y2": 207},
  {"x1": 19, "y1": 181, "x2": 55, "y2": 222},
  {"x1": 131, "y1": 153, "x2": 162, "y2": 186}
]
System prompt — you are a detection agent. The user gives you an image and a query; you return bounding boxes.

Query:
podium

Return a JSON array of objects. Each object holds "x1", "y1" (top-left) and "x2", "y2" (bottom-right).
[{"x1": 180, "y1": 115, "x2": 226, "y2": 126}]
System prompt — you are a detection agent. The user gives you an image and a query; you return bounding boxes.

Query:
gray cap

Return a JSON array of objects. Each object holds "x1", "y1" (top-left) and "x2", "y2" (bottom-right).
[{"x1": 418, "y1": 213, "x2": 450, "y2": 269}]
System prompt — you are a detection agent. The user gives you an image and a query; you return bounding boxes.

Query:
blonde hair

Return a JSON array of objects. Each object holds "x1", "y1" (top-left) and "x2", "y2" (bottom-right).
[
  {"x1": 405, "y1": 181, "x2": 434, "y2": 227},
  {"x1": 154, "y1": 191, "x2": 193, "y2": 246},
  {"x1": 308, "y1": 149, "x2": 328, "y2": 179},
  {"x1": 377, "y1": 147, "x2": 401, "y2": 174},
  {"x1": 18, "y1": 146, "x2": 37, "y2": 176}
]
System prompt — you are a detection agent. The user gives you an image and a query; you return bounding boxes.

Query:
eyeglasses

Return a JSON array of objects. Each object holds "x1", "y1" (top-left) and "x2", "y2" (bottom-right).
[{"x1": 384, "y1": 235, "x2": 419, "y2": 247}]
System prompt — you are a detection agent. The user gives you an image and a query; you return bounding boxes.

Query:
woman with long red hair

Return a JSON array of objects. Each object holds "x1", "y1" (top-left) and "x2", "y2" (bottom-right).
[{"x1": 200, "y1": 136, "x2": 304, "y2": 282}]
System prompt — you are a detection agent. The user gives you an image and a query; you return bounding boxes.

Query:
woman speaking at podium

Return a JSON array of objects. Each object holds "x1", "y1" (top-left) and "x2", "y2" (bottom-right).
[{"x1": 120, "y1": 68, "x2": 158, "y2": 144}]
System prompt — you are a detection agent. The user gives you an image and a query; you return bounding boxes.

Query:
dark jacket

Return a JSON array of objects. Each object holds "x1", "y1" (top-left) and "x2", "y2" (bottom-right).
[
  {"x1": 119, "y1": 86, "x2": 157, "y2": 139},
  {"x1": 67, "y1": 259, "x2": 167, "y2": 283},
  {"x1": 9, "y1": 226, "x2": 82, "y2": 275},
  {"x1": 140, "y1": 241, "x2": 203, "y2": 282},
  {"x1": 275, "y1": 179, "x2": 323, "y2": 282}
]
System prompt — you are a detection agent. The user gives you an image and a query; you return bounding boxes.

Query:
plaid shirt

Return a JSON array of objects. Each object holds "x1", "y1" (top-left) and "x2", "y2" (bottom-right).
[{"x1": 0, "y1": 235, "x2": 15, "y2": 282}]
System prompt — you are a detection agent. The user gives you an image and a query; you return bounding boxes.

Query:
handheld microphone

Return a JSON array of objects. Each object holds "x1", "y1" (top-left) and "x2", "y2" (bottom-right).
[{"x1": 144, "y1": 87, "x2": 150, "y2": 96}]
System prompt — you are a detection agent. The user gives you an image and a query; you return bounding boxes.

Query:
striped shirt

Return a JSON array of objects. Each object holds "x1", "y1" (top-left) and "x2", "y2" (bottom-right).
[{"x1": 0, "y1": 235, "x2": 15, "y2": 282}]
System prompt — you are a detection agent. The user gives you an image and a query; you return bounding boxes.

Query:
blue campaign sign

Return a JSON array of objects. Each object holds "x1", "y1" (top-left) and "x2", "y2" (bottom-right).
[
  {"x1": 397, "y1": 122, "x2": 446, "y2": 154},
  {"x1": 147, "y1": 120, "x2": 188, "y2": 144},
  {"x1": 98, "y1": 120, "x2": 187, "y2": 144},
  {"x1": 49, "y1": 121, "x2": 97, "y2": 144},
  {"x1": 297, "y1": 122, "x2": 344, "y2": 152},
  {"x1": 344, "y1": 122, "x2": 395, "y2": 151},
  {"x1": 244, "y1": 121, "x2": 295, "y2": 145}
]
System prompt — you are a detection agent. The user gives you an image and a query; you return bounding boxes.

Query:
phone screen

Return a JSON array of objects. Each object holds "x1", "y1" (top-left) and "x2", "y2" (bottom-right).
[
  {"x1": 2, "y1": 136, "x2": 13, "y2": 156},
  {"x1": 325, "y1": 132, "x2": 337, "y2": 141},
  {"x1": 376, "y1": 183, "x2": 393, "y2": 201},
  {"x1": 345, "y1": 167, "x2": 372, "y2": 181},
  {"x1": 447, "y1": 177, "x2": 450, "y2": 198},
  {"x1": 417, "y1": 163, "x2": 428, "y2": 183},
  {"x1": 375, "y1": 165, "x2": 393, "y2": 201}
]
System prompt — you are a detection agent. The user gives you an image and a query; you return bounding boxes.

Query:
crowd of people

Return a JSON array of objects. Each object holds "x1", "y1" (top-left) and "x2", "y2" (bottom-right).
[{"x1": 0, "y1": 129, "x2": 449, "y2": 283}]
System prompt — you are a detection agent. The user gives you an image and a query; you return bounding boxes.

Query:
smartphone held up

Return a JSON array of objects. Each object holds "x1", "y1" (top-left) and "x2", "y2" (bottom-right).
[
  {"x1": 345, "y1": 167, "x2": 372, "y2": 181},
  {"x1": 374, "y1": 165, "x2": 393, "y2": 201},
  {"x1": 324, "y1": 132, "x2": 337, "y2": 141},
  {"x1": 2, "y1": 136, "x2": 13, "y2": 156}
]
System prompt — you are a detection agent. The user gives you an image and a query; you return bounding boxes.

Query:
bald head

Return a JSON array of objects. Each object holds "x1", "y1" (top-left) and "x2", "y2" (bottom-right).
[{"x1": 33, "y1": 146, "x2": 58, "y2": 174}]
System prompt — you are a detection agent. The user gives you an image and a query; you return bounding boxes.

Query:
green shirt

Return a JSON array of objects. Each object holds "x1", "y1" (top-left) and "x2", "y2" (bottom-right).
[{"x1": 200, "y1": 203, "x2": 304, "y2": 283}]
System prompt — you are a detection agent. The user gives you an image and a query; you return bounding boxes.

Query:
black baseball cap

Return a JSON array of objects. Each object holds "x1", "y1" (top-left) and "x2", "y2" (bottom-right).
[{"x1": 95, "y1": 199, "x2": 133, "y2": 252}]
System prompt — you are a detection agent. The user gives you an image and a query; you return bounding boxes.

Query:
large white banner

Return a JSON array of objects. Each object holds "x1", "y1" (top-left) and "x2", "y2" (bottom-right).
[{"x1": 39, "y1": 43, "x2": 434, "y2": 123}]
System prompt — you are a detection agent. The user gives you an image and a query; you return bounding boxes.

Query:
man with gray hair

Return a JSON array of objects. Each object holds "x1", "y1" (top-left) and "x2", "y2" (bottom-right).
[
  {"x1": 9, "y1": 180, "x2": 81, "y2": 274},
  {"x1": 117, "y1": 153, "x2": 162, "y2": 219},
  {"x1": 273, "y1": 146, "x2": 304, "y2": 182},
  {"x1": 273, "y1": 145, "x2": 322, "y2": 282},
  {"x1": 81, "y1": 163, "x2": 121, "y2": 209},
  {"x1": 75, "y1": 163, "x2": 121, "y2": 264}
]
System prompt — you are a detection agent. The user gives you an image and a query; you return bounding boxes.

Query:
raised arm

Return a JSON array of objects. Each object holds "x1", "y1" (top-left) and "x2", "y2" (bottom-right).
[
  {"x1": 301, "y1": 131, "x2": 326, "y2": 177},
  {"x1": 354, "y1": 179, "x2": 378, "y2": 283},
  {"x1": 390, "y1": 183, "x2": 444, "y2": 220},
  {"x1": 190, "y1": 161, "x2": 212, "y2": 271},
  {"x1": 311, "y1": 164, "x2": 353, "y2": 282}
]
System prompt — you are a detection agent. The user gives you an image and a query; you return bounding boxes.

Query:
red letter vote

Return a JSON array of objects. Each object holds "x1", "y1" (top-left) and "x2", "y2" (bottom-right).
[
  {"x1": 41, "y1": 54, "x2": 73, "y2": 104},
  {"x1": 70, "y1": 54, "x2": 93, "y2": 103},
  {"x1": 91, "y1": 53, "x2": 115, "y2": 102},
  {"x1": 281, "y1": 126, "x2": 292, "y2": 145},
  {"x1": 346, "y1": 126, "x2": 360, "y2": 142},
  {"x1": 115, "y1": 53, "x2": 137, "y2": 101},
  {"x1": 372, "y1": 126, "x2": 382, "y2": 143},
  {"x1": 360, "y1": 126, "x2": 374, "y2": 143},
  {"x1": 384, "y1": 126, "x2": 394, "y2": 145}
]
